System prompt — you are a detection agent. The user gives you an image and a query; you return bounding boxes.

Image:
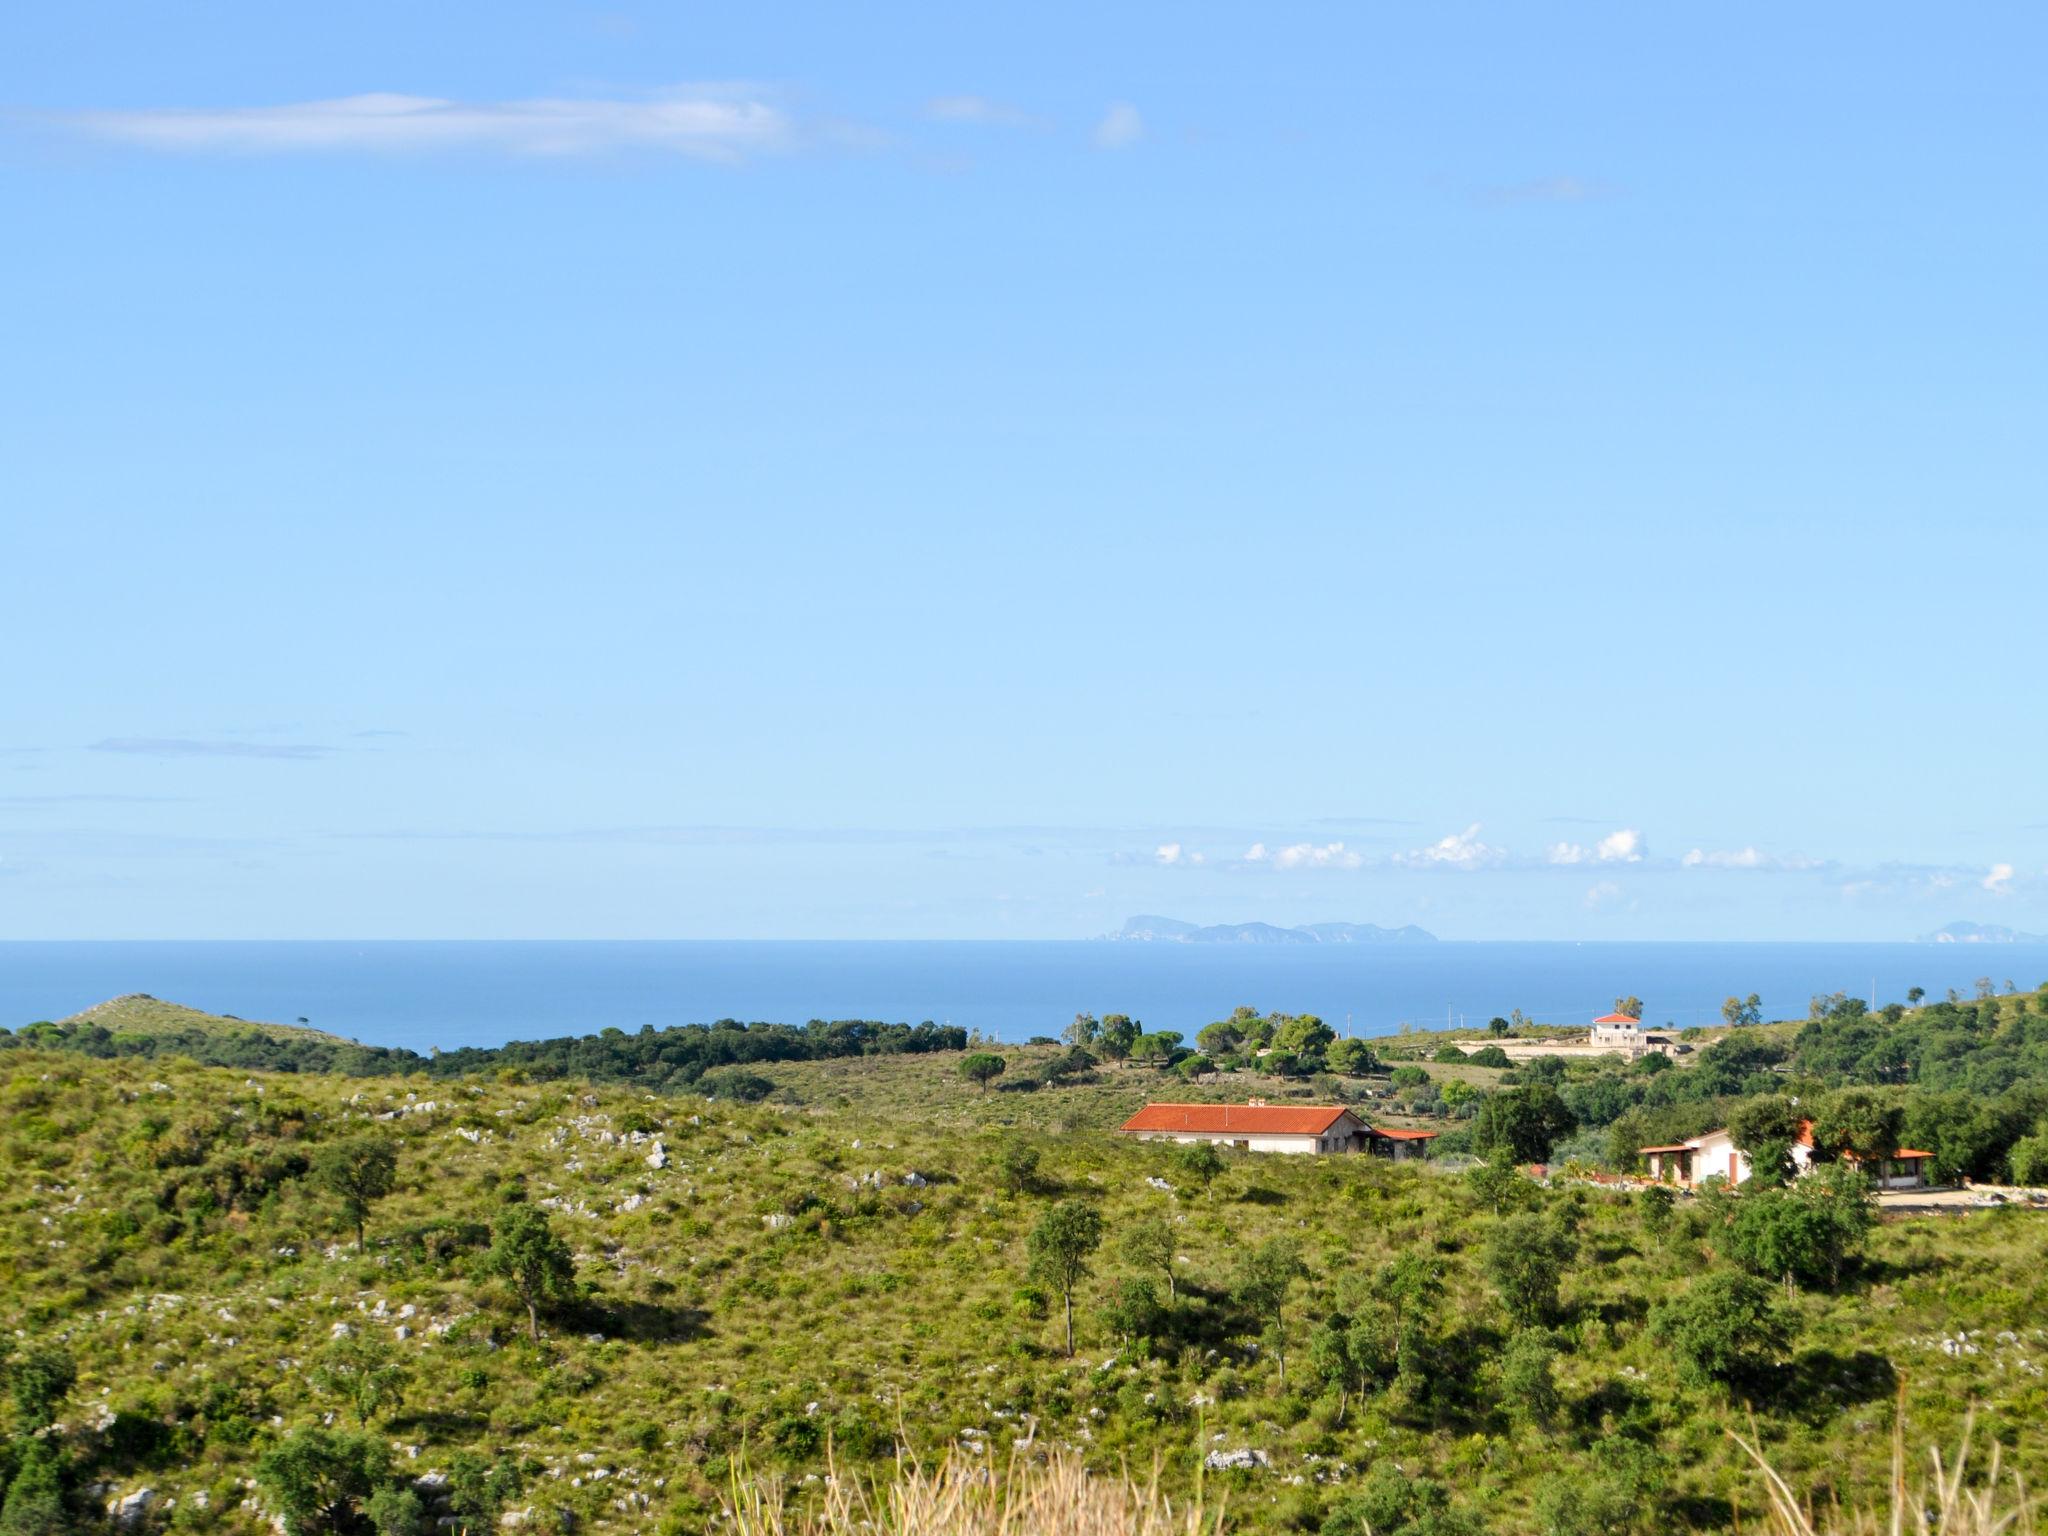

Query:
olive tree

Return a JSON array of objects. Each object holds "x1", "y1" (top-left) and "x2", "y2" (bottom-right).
[
  {"x1": 312, "y1": 1135, "x2": 398, "y2": 1253},
  {"x1": 1235, "y1": 1237, "x2": 1307, "y2": 1386},
  {"x1": 1119, "y1": 1216, "x2": 1179, "y2": 1303},
  {"x1": 480, "y1": 1204, "x2": 578, "y2": 1341},
  {"x1": 1027, "y1": 1201, "x2": 1103, "y2": 1357}
]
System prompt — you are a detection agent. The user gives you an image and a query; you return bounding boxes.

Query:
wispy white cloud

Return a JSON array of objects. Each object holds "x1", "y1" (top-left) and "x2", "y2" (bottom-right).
[
  {"x1": 1242, "y1": 840, "x2": 1363, "y2": 870},
  {"x1": 1984, "y1": 861, "x2": 2016, "y2": 894},
  {"x1": 1682, "y1": 845, "x2": 1827, "y2": 871},
  {"x1": 60, "y1": 87, "x2": 795, "y2": 160},
  {"x1": 1547, "y1": 828, "x2": 1644, "y2": 865},
  {"x1": 1093, "y1": 102, "x2": 1143, "y2": 150},
  {"x1": 1154, "y1": 841, "x2": 1206, "y2": 867},
  {"x1": 924, "y1": 94, "x2": 1032, "y2": 127},
  {"x1": 1583, "y1": 880, "x2": 1625, "y2": 909},
  {"x1": 1395, "y1": 823, "x2": 1505, "y2": 871}
]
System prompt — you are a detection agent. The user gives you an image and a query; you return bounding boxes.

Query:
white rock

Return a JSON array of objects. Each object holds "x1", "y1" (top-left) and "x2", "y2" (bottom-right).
[
  {"x1": 1203, "y1": 1449, "x2": 1270, "y2": 1471},
  {"x1": 108, "y1": 1487, "x2": 156, "y2": 1526}
]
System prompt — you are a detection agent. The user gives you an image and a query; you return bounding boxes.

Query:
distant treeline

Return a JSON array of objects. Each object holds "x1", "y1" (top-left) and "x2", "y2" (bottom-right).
[{"x1": 0, "y1": 1016, "x2": 971, "y2": 1090}]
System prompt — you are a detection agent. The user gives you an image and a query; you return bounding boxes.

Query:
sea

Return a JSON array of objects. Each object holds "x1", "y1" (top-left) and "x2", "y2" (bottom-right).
[{"x1": 4, "y1": 940, "x2": 2045, "y2": 1052}]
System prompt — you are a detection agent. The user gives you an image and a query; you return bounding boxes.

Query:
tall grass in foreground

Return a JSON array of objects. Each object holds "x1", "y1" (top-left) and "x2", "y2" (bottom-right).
[
  {"x1": 723, "y1": 1419, "x2": 2034, "y2": 1536},
  {"x1": 1733, "y1": 1411, "x2": 2036, "y2": 1536},
  {"x1": 723, "y1": 1451, "x2": 1221, "y2": 1536}
]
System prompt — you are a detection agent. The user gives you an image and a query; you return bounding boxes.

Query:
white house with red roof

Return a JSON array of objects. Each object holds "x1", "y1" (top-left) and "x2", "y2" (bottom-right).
[
  {"x1": 1118, "y1": 1102, "x2": 1438, "y2": 1160},
  {"x1": 1641, "y1": 1119, "x2": 1934, "y2": 1189},
  {"x1": 1588, "y1": 1011, "x2": 1683, "y2": 1059}
]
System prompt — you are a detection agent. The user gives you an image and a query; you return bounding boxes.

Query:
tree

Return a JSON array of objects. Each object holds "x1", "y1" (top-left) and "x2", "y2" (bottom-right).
[
  {"x1": 959, "y1": 1052, "x2": 1007, "y2": 1094},
  {"x1": 4, "y1": 1344, "x2": 74, "y2": 1433},
  {"x1": 1473, "y1": 1085, "x2": 1578, "y2": 1165},
  {"x1": 1722, "y1": 993, "x2": 1764, "y2": 1028},
  {"x1": 1097, "y1": 1015, "x2": 1140, "y2": 1064},
  {"x1": 1119, "y1": 1216, "x2": 1179, "y2": 1303},
  {"x1": 1488, "y1": 1015, "x2": 1511, "y2": 1038},
  {"x1": 1271, "y1": 1015, "x2": 1335, "y2": 1061},
  {"x1": 1042, "y1": 1046, "x2": 1095, "y2": 1085},
  {"x1": 1235, "y1": 1237, "x2": 1307, "y2": 1386},
  {"x1": 1028, "y1": 1201, "x2": 1103, "y2": 1356},
  {"x1": 311, "y1": 1333, "x2": 410, "y2": 1427},
  {"x1": 1063, "y1": 1013, "x2": 1100, "y2": 1048},
  {"x1": 1613, "y1": 996, "x2": 1644, "y2": 1019},
  {"x1": 1651, "y1": 1272, "x2": 1794, "y2": 1387},
  {"x1": 256, "y1": 1428, "x2": 391, "y2": 1536},
  {"x1": 1496, "y1": 1327, "x2": 1562, "y2": 1428},
  {"x1": 1174, "y1": 1141, "x2": 1225, "y2": 1194},
  {"x1": 1466, "y1": 1157, "x2": 1526, "y2": 1215},
  {"x1": 1196, "y1": 1020, "x2": 1244, "y2": 1059},
  {"x1": 1809, "y1": 1088, "x2": 1905, "y2": 1166},
  {"x1": 445, "y1": 1454, "x2": 523, "y2": 1536},
  {"x1": 1376, "y1": 1250, "x2": 1445, "y2": 1390},
  {"x1": 480, "y1": 1204, "x2": 578, "y2": 1340},
  {"x1": 1723, "y1": 1164, "x2": 1875, "y2": 1293},
  {"x1": 2010, "y1": 1133, "x2": 2048, "y2": 1186},
  {"x1": 1128, "y1": 1030, "x2": 1184, "y2": 1067},
  {"x1": 1483, "y1": 1213, "x2": 1577, "y2": 1327},
  {"x1": 1308, "y1": 1307, "x2": 1393, "y2": 1425},
  {"x1": 1727, "y1": 1094, "x2": 1804, "y2": 1187},
  {"x1": 1096, "y1": 1276, "x2": 1163, "y2": 1350},
  {"x1": 0, "y1": 1440, "x2": 67, "y2": 1536},
  {"x1": 1906, "y1": 987, "x2": 1926, "y2": 1006},
  {"x1": 366, "y1": 1485, "x2": 432, "y2": 1536},
  {"x1": 996, "y1": 1141, "x2": 1043, "y2": 1195},
  {"x1": 697, "y1": 1067, "x2": 775, "y2": 1102},
  {"x1": 1325, "y1": 1038, "x2": 1379, "y2": 1077},
  {"x1": 312, "y1": 1135, "x2": 398, "y2": 1253}
]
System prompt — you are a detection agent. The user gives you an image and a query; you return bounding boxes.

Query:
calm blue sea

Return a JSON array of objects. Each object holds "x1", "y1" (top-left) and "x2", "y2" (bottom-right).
[{"x1": 3, "y1": 941, "x2": 2045, "y2": 1052}]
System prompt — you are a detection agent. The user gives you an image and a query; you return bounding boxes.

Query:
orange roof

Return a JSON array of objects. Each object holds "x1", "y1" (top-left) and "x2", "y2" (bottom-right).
[
  {"x1": 1369, "y1": 1127, "x2": 1439, "y2": 1141},
  {"x1": 1639, "y1": 1143, "x2": 1693, "y2": 1154},
  {"x1": 1593, "y1": 1013, "x2": 1642, "y2": 1025},
  {"x1": 1119, "y1": 1103, "x2": 1358, "y2": 1136}
]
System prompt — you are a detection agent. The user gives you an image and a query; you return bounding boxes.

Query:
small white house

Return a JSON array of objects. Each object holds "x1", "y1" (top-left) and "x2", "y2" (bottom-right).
[
  {"x1": 1588, "y1": 1012, "x2": 1684, "y2": 1060},
  {"x1": 1119, "y1": 1103, "x2": 1437, "y2": 1160},
  {"x1": 1642, "y1": 1119, "x2": 1933, "y2": 1189}
]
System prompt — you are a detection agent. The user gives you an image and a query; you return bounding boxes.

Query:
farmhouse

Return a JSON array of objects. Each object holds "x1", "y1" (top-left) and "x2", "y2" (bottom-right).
[
  {"x1": 1118, "y1": 1102, "x2": 1438, "y2": 1160},
  {"x1": 1641, "y1": 1119, "x2": 1934, "y2": 1190},
  {"x1": 1587, "y1": 1012, "x2": 1684, "y2": 1060}
]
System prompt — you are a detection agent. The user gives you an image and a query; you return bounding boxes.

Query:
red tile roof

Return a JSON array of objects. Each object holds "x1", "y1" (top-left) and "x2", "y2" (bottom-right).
[
  {"x1": 1593, "y1": 1013, "x2": 1642, "y2": 1025},
  {"x1": 1368, "y1": 1127, "x2": 1440, "y2": 1141},
  {"x1": 1119, "y1": 1103, "x2": 1358, "y2": 1137}
]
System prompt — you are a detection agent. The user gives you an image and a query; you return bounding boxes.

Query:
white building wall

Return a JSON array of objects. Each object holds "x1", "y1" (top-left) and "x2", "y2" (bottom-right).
[
  {"x1": 1132, "y1": 1131, "x2": 1322, "y2": 1154},
  {"x1": 1689, "y1": 1129, "x2": 1750, "y2": 1185}
]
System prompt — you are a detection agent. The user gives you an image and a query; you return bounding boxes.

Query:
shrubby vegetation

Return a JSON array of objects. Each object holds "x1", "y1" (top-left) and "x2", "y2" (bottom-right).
[{"x1": 4, "y1": 987, "x2": 2048, "y2": 1533}]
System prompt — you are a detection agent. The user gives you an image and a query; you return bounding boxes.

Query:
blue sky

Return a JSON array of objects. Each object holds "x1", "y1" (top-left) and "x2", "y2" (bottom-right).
[{"x1": 4, "y1": 3, "x2": 2045, "y2": 940}]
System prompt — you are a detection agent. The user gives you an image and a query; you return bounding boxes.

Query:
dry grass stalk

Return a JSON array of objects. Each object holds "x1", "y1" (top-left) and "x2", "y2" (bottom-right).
[
  {"x1": 724, "y1": 1447, "x2": 1222, "y2": 1536},
  {"x1": 1732, "y1": 1402, "x2": 2036, "y2": 1536}
]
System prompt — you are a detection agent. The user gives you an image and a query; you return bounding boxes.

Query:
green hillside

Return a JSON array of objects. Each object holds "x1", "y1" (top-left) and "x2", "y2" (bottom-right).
[
  {"x1": 3, "y1": 1020, "x2": 2047, "y2": 1536},
  {"x1": 59, "y1": 994, "x2": 353, "y2": 1045}
]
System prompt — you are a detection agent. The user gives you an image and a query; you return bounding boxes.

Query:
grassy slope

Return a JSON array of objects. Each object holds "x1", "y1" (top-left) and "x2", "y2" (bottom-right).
[
  {"x1": 58, "y1": 993, "x2": 357, "y2": 1046},
  {"x1": 747, "y1": 1044, "x2": 1491, "y2": 1134},
  {"x1": 6, "y1": 1042, "x2": 2048, "y2": 1536}
]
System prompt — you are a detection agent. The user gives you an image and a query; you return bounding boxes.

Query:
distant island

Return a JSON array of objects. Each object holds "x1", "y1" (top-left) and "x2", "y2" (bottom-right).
[
  {"x1": 1919, "y1": 920, "x2": 2048, "y2": 944},
  {"x1": 1112, "y1": 914, "x2": 1437, "y2": 944}
]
